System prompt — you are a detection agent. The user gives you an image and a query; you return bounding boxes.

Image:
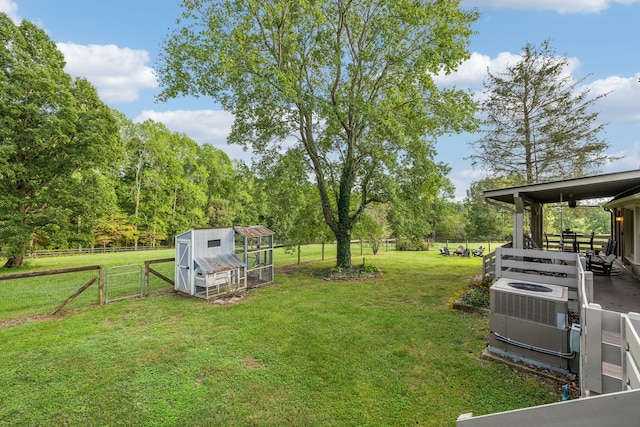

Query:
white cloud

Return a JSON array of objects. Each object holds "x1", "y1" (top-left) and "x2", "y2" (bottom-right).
[
  {"x1": 135, "y1": 109, "x2": 233, "y2": 144},
  {"x1": 602, "y1": 142, "x2": 640, "y2": 172},
  {"x1": 134, "y1": 109, "x2": 252, "y2": 160},
  {"x1": 0, "y1": 0, "x2": 19, "y2": 22},
  {"x1": 435, "y1": 50, "x2": 581, "y2": 94},
  {"x1": 586, "y1": 73, "x2": 640, "y2": 124},
  {"x1": 434, "y1": 51, "x2": 522, "y2": 89},
  {"x1": 57, "y1": 42, "x2": 158, "y2": 103},
  {"x1": 461, "y1": 0, "x2": 640, "y2": 14}
]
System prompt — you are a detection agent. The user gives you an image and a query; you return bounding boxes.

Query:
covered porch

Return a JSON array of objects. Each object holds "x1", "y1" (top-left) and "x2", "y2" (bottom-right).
[{"x1": 483, "y1": 169, "x2": 640, "y2": 279}]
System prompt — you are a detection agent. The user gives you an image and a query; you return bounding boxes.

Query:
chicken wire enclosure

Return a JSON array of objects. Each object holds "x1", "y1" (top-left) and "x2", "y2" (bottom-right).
[
  {"x1": 175, "y1": 227, "x2": 247, "y2": 299},
  {"x1": 234, "y1": 225, "x2": 275, "y2": 288}
]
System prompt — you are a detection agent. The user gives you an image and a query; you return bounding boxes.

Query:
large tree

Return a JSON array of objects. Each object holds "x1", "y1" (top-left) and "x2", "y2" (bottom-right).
[
  {"x1": 469, "y1": 40, "x2": 613, "y2": 184},
  {"x1": 158, "y1": 0, "x2": 478, "y2": 269},
  {"x1": 0, "y1": 14, "x2": 120, "y2": 267}
]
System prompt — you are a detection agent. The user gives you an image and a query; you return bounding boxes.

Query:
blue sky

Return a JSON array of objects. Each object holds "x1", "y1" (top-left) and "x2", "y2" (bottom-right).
[{"x1": 3, "y1": 0, "x2": 640, "y2": 200}]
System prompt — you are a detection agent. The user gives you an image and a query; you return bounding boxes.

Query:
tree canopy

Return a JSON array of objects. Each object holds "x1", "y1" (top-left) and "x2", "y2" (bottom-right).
[
  {"x1": 0, "y1": 12, "x2": 258, "y2": 266},
  {"x1": 0, "y1": 14, "x2": 120, "y2": 267},
  {"x1": 468, "y1": 40, "x2": 613, "y2": 184},
  {"x1": 158, "y1": 0, "x2": 478, "y2": 268}
]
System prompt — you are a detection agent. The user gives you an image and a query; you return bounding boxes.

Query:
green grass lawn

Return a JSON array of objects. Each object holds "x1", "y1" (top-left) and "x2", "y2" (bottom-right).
[{"x1": 0, "y1": 246, "x2": 558, "y2": 426}]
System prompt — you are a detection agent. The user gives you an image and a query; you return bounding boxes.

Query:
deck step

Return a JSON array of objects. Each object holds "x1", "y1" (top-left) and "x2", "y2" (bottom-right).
[
  {"x1": 602, "y1": 330, "x2": 621, "y2": 347},
  {"x1": 603, "y1": 361, "x2": 622, "y2": 380}
]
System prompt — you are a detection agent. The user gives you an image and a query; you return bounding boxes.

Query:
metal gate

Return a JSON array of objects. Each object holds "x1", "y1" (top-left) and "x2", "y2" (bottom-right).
[{"x1": 106, "y1": 264, "x2": 143, "y2": 303}]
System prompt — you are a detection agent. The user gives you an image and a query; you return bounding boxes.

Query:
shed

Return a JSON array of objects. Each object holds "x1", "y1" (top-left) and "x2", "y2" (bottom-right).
[{"x1": 175, "y1": 227, "x2": 247, "y2": 299}]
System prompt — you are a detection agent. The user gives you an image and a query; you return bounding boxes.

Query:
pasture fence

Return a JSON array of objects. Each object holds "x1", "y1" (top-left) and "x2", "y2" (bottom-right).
[
  {"x1": 19, "y1": 246, "x2": 170, "y2": 259},
  {"x1": 0, "y1": 265, "x2": 104, "y2": 321},
  {"x1": 0, "y1": 258, "x2": 176, "y2": 323}
]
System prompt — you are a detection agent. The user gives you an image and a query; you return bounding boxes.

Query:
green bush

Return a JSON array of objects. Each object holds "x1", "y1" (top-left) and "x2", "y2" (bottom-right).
[
  {"x1": 459, "y1": 287, "x2": 490, "y2": 309},
  {"x1": 453, "y1": 275, "x2": 492, "y2": 309}
]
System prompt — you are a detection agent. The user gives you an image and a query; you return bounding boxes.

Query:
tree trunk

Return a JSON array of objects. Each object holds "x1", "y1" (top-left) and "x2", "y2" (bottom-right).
[
  {"x1": 4, "y1": 255, "x2": 24, "y2": 268},
  {"x1": 336, "y1": 230, "x2": 352, "y2": 269}
]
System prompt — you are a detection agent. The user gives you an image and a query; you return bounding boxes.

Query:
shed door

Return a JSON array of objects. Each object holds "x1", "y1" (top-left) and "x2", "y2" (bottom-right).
[{"x1": 176, "y1": 239, "x2": 191, "y2": 293}]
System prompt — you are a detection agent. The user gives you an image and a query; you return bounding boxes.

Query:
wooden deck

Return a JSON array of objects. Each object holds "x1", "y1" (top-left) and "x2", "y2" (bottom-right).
[{"x1": 592, "y1": 260, "x2": 640, "y2": 314}]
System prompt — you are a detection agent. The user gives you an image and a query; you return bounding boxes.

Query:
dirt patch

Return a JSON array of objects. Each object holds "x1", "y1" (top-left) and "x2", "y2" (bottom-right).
[
  {"x1": 312, "y1": 266, "x2": 381, "y2": 281},
  {"x1": 0, "y1": 313, "x2": 64, "y2": 329},
  {"x1": 242, "y1": 355, "x2": 267, "y2": 369},
  {"x1": 206, "y1": 291, "x2": 249, "y2": 306},
  {"x1": 277, "y1": 262, "x2": 382, "y2": 281}
]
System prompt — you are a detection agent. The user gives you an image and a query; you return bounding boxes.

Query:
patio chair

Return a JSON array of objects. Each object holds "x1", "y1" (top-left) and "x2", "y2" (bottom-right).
[
  {"x1": 587, "y1": 239, "x2": 617, "y2": 275},
  {"x1": 472, "y1": 246, "x2": 484, "y2": 257},
  {"x1": 453, "y1": 245, "x2": 465, "y2": 256},
  {"x1": 587, "y1": 231, "x2": 595, "y2": 251}
]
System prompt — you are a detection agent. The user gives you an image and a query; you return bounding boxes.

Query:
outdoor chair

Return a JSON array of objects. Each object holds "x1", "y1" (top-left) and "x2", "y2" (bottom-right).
[
  {"x1": 472, "y1": 246, "x2": 484, "y2": 257},
  {"x1": 454, "y1": 245, "x2": 465, "y2": 256},
  {"x1": 441, "y1": 247, "x2": 452, "y2": 256},
  {"x1": 587, "y1": 231, "x2": 595, "y2": 251},
  {"x1": 587, "y1": 239, "x2": 617, "y2": 275}
]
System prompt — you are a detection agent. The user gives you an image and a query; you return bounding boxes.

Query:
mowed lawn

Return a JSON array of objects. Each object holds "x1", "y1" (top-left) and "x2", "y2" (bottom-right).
[{"x1": 0, "y1": 246, "x2": 557, "y2": 426}]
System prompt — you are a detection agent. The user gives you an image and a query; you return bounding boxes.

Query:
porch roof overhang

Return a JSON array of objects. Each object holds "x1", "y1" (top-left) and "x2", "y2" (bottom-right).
[{"x1": 483, "y1": 169, "x2": 640, "y2": 206}]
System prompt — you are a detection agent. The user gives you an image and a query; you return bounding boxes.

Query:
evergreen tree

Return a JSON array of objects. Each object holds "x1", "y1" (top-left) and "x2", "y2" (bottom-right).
[{"x1": 469, "y1": 40, "x2": 613, "y2": 183}]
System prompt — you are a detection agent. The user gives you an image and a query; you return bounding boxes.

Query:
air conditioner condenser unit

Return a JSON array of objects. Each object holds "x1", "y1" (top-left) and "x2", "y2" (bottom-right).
[{"x1": 489, "y1": 278, "x2": 572, "y2": 372}]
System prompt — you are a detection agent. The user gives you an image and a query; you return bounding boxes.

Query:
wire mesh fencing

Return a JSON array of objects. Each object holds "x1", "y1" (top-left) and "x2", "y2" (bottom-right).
[
  {"x1": 0, "y1": 266, "x2": 103, "y2": 322},
  {"x1": 0, "y1": 259, "x2": 177, "y2": 323}
]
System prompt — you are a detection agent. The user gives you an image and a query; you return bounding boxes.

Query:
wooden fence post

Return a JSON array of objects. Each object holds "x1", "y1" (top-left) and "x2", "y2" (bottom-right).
[
  {"x1": 144, "y1": 261, "x2": 150, "y2": 296},
  {"x1": 98, "y1": 265, "x2": 105, "y2": 305}
]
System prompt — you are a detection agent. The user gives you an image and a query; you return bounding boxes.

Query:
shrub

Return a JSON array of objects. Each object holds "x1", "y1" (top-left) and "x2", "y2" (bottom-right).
[
  {"x1": 459, "y1": 287, "x2": 490, "y2": 309},
  {"x1": 452, "y1": 275, "x2": 493, "y2": 310}
]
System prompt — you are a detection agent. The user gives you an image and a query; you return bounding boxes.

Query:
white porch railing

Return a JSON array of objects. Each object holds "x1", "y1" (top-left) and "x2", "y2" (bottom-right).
[{"x1": 458, "y1": 247, "x2": 640, "y2": 426}]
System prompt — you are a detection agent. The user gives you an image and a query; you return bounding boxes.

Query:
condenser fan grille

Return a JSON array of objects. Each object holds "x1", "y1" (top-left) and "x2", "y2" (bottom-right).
[{"x1": 493, "y1": 291, "x2": 556, "y2": 326}]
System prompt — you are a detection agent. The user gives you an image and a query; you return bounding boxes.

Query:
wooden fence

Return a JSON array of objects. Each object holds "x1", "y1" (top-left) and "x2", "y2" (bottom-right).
[
  {"x1": 0, "y1": 265, "x2": 104, "y2": 320},
  {"x1": 144, "y1": 258, "x2": 175, "y2": 292},
  {"x1": 23, "y1": 246, "x2": 169, "y2": 258},
  {"x1": 0, "y1": 258, "x2": 176, "y2": 322}
]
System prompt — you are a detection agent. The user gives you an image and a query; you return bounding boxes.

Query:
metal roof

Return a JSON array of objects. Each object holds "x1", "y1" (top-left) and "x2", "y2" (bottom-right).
[
  {"x1": 483, "y1": 169, "x2": 640, "y2": 205},
  {"x1": 194, "y1": 253, "x2": 246, "y2": 274},
  {"x1": 234, "y1": 225, "x2": 275, "y2": 237}
]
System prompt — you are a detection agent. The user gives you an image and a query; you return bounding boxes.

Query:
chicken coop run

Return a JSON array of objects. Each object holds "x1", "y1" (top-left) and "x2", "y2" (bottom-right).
[
  {"x1": 174, "y1": 226, "x2": 274, "y2": 299},
  {"x1": 234, "y1": 225, "x2": 275, "y2": 287}
]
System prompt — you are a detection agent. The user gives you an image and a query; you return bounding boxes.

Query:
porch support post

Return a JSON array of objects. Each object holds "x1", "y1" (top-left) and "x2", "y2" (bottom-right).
[
  {"x1": 634, "y1": 207, "x2": 640, "y2": 265},
  {"x1": 513, "y1": 195, "x2": 525, "y2": 249},
  {"x1": 530, "y1": 201, "x2": 543, "y2": 249}
]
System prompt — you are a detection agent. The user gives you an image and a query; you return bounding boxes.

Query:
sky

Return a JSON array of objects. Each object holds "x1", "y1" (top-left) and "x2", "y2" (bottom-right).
[{"x1": 2, "y1": 0, "x2": 640, "y2": 200}]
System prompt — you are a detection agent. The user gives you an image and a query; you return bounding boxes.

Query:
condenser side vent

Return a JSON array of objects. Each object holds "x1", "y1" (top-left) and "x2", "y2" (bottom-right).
[{"x1": 493, "y1": 291, "x2": 556, "y2": 327}]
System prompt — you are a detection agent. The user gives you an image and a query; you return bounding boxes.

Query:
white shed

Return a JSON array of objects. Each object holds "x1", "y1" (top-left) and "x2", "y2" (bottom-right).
[{"x1": 175, "y1": 227, "x2": 247, "y2": 298}]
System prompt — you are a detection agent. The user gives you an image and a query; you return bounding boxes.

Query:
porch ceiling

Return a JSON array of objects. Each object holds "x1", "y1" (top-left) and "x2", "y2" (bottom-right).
[{"x1": 483, "y1": 169, "x2": 640, "y2": 205}]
